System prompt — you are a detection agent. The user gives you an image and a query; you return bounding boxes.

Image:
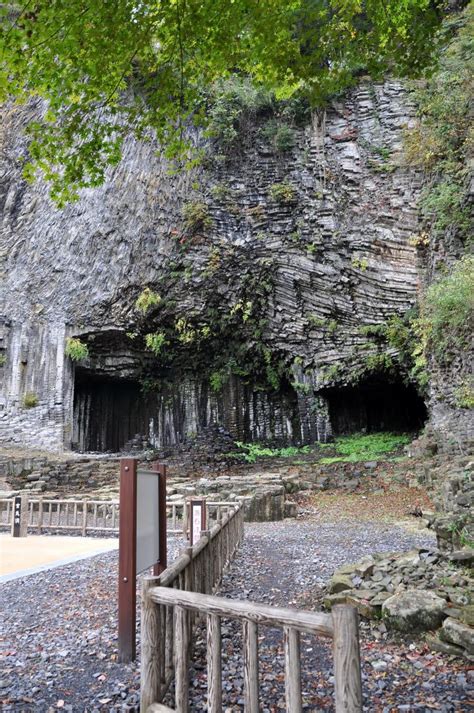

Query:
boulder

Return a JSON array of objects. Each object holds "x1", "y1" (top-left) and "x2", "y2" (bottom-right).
[
  {"x1": 382, "y1": 590, "x2": 446, "y2": 632},
  {"x1": 449, "y1": 549, "x2": 474, "y2": 567},
  {"x1": 345, "y1": 594, "x2": 376, "y2": 618},
  {"x1": 329, "y1": 574, "x2": 353, "y2": 594},
  {"x1": 440, "y1": 617, "x2": 474, "y2": 654},
  {"x1": 460, "y1": 605, "x2": 474, "y2": 627},
  {"x1": 323, "y1": 593, "x2": 348, "y2": 609},
  {"x1": 425, "y1": 633, "x2": 465, "y2": 658},
  {"x1": 284, "y1": 500, "x2": 298, "y2": 518}
]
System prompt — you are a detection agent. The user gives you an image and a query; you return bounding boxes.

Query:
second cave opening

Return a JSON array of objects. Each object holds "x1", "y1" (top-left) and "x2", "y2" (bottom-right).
[{"x1": 322, "y1": 376, "x2": 428, "y2": 436}]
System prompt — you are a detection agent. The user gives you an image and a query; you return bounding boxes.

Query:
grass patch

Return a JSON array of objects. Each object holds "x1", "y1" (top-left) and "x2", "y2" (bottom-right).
[{"x1": 320, "y1": 432, "x2": 411, "y2": 464}]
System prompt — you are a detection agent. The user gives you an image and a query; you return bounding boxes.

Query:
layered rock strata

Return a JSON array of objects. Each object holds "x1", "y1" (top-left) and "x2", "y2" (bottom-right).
[{"x1": 1, "y1": 82, "x2": 428, "y2": 452}]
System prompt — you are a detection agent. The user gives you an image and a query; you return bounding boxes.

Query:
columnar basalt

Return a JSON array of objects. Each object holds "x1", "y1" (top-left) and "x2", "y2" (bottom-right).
[{"x1": 0, "y1": 81, "x2": 437, "y2": 453}]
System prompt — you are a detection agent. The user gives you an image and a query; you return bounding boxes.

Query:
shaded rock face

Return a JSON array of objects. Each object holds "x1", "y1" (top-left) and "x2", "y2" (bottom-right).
[{"x1": 0, "y1": 81, "x2": 432, "y2": 453}]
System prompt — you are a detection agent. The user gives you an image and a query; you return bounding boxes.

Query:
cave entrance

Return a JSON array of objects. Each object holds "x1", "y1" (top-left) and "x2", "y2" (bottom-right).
[
  {"x1": 323, "y1": 377, "x2": 427, "y2": 435},
  {"x1": 73, "y1": 371, "x2": 151, "y2": 452}
]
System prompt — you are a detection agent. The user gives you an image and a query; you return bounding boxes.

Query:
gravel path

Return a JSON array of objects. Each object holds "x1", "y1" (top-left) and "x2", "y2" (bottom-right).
[{"x1": 1, "y1": 519, "x2": 471, "y2": 712}]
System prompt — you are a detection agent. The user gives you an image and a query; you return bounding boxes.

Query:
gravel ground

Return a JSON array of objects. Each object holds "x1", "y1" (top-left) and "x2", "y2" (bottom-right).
[{"x1": 1, "y1": 518, "x2": 471, "y2": 712}]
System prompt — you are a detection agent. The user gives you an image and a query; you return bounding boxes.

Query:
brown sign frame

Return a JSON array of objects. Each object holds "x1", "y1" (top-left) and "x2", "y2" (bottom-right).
[{"x1": 118, "y1": 459, "x2": 167, "y2": 662}]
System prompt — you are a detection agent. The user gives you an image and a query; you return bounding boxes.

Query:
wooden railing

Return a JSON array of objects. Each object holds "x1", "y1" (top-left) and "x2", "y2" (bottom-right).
[
  {"x1": 0, "y1": 497, "x2": 119, "y2": 534},
  {"x1": 141, "y1": 505, "x2": 245, "y2": 710},
  {"x1": 141, "y1": 588, "x2": 362, "y2": 713},
  {"x1": 0, "y1": 497, "x2": 238, "y2": 536},
  {"x1": 167, "y1": 500, "x2": 239, "y2": 535}
]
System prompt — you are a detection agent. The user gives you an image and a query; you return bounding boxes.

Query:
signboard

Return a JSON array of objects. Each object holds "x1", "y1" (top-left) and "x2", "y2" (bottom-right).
[
  {"x1": 118, "y1": 459, "x2": 167, "y2": 662},
  {"x1": 189, "y1": 498, "x2": 207, "y2": 546},
  {"x1": 12, "y1": 496, "x2": 21, "y2": 537},
  {"x1": 136, "y1": 469, "x2": 160, "y2": 575}
]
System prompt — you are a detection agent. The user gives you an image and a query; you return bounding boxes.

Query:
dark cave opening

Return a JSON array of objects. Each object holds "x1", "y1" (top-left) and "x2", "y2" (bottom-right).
[
  {"x1": 323, "y1": 377, "x2": 428, "y2": 435},
  {"x1": 72, "y1": 372, "x2": 151, "y2": 452}
]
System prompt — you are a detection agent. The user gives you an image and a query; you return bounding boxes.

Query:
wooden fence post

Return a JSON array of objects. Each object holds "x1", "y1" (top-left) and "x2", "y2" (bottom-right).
[
  {"x1": 174, "y1": 606, "x2": 190, "y2": 712},
  {"x1": 38, "y1": 498, "x2": 44, "y2": 534},
  {"x1": 140, "y1": 578, "x2": 162, "y2": 713},
  {"x1": 82, "y1": 498, "x2": 88, "y2": 536},
  {"x1": 243, "y1": 619, "x2": 259, "y2": 713},
  {"x1": 332, "y1": 605, "x2": 362, "y2": 713},
  {"x1": 284, "y1": 627, "x2": 302, "y2": 713},
  {"x1": 207, "y1": 613, "x2": 222, "y2": 713},
  {"x1": 201, "y1": 530, "x2": 211, "y2": 594}
]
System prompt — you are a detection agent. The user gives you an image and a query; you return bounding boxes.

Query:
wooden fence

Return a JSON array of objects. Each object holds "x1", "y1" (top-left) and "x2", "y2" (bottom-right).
[
  {"x1": 141, "y1": 504, "x2": 245, "y2": 710},
  {"x1": 142, "y1": 590, "x2": 361, "y2": 713},
  {"x1": 0, "y1": 497, "x2": 237, "y2": 536},
  {"x1": 140, "y1": 499, "x2": 361, "y2": 712}
]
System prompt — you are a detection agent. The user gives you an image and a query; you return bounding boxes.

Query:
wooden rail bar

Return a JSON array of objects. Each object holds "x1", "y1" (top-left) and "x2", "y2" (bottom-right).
[
  {"x1": 143, "y1": 592, "x2": 361, "y2": 713},
  {"x1": 148, "y1": 587, "x2": 334, "y2": 637}
]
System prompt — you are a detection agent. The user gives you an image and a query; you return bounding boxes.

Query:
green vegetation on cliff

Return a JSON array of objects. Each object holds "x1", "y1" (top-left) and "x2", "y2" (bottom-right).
[
  {"x1": 65, "y1": 337, "x2": 89, "y2": 362},
  {"x1": 404, "y1": 2, "x2": 474, "y2": 245},
  {"x1": 421, "y1": 256, "x2": 474, "y2": 364}
]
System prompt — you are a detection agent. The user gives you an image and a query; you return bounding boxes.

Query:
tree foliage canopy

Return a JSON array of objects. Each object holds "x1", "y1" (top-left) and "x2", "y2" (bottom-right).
[{"x1": 0, "y1": 0, "x2": 445, "y2": 202}]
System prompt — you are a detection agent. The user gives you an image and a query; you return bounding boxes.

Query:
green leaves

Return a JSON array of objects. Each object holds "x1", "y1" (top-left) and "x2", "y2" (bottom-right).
[
  {"x1": 65, "y1": 337, "x2": 89, "y2": 361},
  {"x1": 1, "y1": 0, "x2": 445, "y2": 202},
  {"x1": 421, "y1": 256, "x2": 474, "y2": 363}
]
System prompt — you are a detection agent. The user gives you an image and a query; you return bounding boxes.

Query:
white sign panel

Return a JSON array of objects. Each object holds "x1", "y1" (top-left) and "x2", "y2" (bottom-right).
[
  {"x1": 136, "y1": 469, "x2": 160, "y2": 574},
  {"x1": 192, "y1": 503, "x2": 202, "y2": 546}
]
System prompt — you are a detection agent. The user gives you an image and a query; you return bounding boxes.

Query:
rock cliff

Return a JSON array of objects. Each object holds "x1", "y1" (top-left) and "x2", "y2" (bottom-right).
[{"x1": 0, "y1": 80, "x2": 460, "y2": 453}]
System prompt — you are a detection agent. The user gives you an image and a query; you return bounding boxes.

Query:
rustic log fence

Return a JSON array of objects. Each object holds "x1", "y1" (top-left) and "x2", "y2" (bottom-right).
[
  {"x1": 141, "y1": 504, "x2": 245, "y2": 710},
  {"x1": 141, "y1": 588, "x2": 362, "y2": 713},
  {"x1": 0, "y1": 497, "x2": 238, "y2": 536}
]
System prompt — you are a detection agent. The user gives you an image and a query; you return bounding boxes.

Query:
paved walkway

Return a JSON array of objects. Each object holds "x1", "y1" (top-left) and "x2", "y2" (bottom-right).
[{"x1": 0, "y1": 534, "x2": 118, "y2": 582}]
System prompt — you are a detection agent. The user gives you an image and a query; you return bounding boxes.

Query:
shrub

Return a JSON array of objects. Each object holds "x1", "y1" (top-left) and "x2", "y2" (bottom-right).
[
  {"x1": 269, "y1": 181, "x2": 296, "y2": 204},
  {"x1": 455, "y1": 381, "x2": 474, "y2": 409},
  {"x1": 351, "y1": 257, "x2": 368, "y2": 271},
  {"x1": 65, "y1": 337, "x2": 89, "y2": 361},
  {"x1": 421, "y1": 256, "x2": 474, "y2": 361},
  {"x1": 23, "y1": 392, "x2": 39, "y2": 408},
  {"x1": 182, "y1": 201, "x2": 212, "y2": 234},
  {"x1": 420, "y1": 180, "x2": 470, "y2": 235},
  {"x1": 209, "y1": 370, "x2": 227, "y2": 393},
  {"x1": 208, "y1": 77, "x2": 274, "y2": 148},
  {"x1": 145, "y1": 332, "x2": 167, "y2": 355},
  {"x1": 404, "y1": 4, "x2": 474, "y2": 242},
  {"x1": 135, "y1": 288, "x2": 161, "y2": 314},
  {"x1": 261, "y1": 120, "x2": 295, "y2": 152},
  {"x1": 0, "y1": 354, "x2": 6, "y2": 367}
]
